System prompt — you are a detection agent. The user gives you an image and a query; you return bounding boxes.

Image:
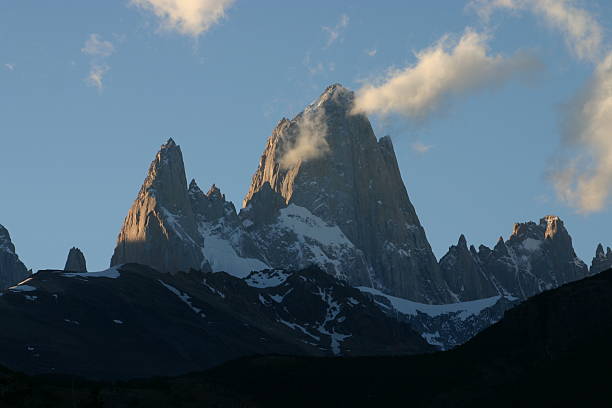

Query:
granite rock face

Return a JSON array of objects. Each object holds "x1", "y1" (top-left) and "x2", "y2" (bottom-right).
[
  {"x1": 243, "y1": 84, "x2": 450, "y2": 303},
  {"x1": 0, "y1": 225, "x2": 29, "y2": 289},
  {"x1": 64, "y1": 247, "x2": 87, "y2": 272},
  {"x1": 111, "y1": 139, "x2": 205, "y2": 273},
  {"x1": 590, "y1": 244, "x2": 612, "y2": 275},
  {"x1": 440, "y1": 216, "x2": 590, "y2": 301}
]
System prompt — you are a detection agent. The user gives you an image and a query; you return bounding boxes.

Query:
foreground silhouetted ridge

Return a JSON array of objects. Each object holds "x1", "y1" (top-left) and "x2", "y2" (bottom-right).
[
  {"x1": 0, "y1": 263, "x2": 430, "y2": 380},
  {"x1": 0, "y1": 268, "x2": 610, "y2": 407}
]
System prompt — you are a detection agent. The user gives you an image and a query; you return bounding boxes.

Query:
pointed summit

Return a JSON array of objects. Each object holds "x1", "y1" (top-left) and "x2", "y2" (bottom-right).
[
  {"x1": 111, "y1": 139, "x2": 203, "y2": 273},
  {"x1": 243, "y1": 84, "x2": 449, "y2": 303},
  {"x1": 458, "y1": 234, "x2": 467, "y2": 248},
  {"x1": 591, "y1": 243, "x2": 612, "y2": 275},
  {"x1": 188, "y1": 178, "x2": 201, "y2": 193},
  {"x1": 0, "y1": 224, "x2": 29, "y2": 289},
  {"x1": 64, "y1": 247, "x2": 87, "y2": 272},
  {"x1": 207, "y1": 184, "x2": 224, "y2": 200}
]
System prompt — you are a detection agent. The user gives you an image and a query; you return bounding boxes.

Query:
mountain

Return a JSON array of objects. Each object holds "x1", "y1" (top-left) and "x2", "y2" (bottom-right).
[
  {"x1": 439, "y1": 215, "x2": 589, "y2": 301},
  {"x1": 0, "y1": 224, "x2": 29, "y2": 290},
  {"x1": 2, "y1": 268, "x2": 610, "y2": 407},
  {"x1": 0, "y1": 263, "x2": 431, "y2": 380},
  {"x1": 243, "y1": 84, "x2": 450, "y2": 303},
  {"x1": 63, "y1": 247, "x2": 87, "y2": 272},
  {"x1": 111, "y1": 139, "x2": 206, "y2": 274},
  {"x1": 591, "y1": 243, "x2": 612, "y2": 275},
  {"x1": 111, "y1": 85, "x2": 451, "y2": 304}
]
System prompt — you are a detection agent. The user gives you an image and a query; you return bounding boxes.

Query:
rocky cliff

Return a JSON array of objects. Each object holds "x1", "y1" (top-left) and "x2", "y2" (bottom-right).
[
  {"x1": 439, "y1": 216, "x2": 589, "y2": 301},
  {"x1": 64, "y1": 247, "x2": 87, "y2": 272},
  {"x1": 243, "y1": 84, "x2": 450, "y2": 303},
  {"x1": 0, "y1": 224, "x2": 29, "y2": 289}
]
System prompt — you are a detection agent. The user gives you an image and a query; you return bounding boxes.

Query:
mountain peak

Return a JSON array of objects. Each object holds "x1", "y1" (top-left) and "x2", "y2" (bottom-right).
[
  {"x1": 207, "y1": 184, "x2": 224, "y2": 200},
  {"x1": 596, "y1": 243, "x2": 605, "y2": 258},
  {"x1": 309, "y1": 83, "x2": 354, "y2": 111},
  {"x1": 64, "y1": 247, "x2": 87, "y2": 272},
  {"x1": 188, "y1": 179, "x2": 201, "y2": 193},
  {"x1": 458, "y1": 234, "x2": 468, "y2": 248},
  {"x1": 0, "y1": 224, "x2": 29, "y2": 289},
  {"x1": 540, "y1": 215, "x2": 563, "y2": 239},
  {"x1": 164, "y1": 138, "x2": 177, "y2": 148}
]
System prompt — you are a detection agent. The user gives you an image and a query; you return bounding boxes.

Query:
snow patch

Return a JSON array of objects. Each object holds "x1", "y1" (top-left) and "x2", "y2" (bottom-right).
[
  {"x1": 522, "y1": 238, "x2": 542, "y2": 252},
  {"x1": 244, "y1": 270, "x2": 291, "y2": 288},
  {"x1": 357, "y1": 286, "x2": 503, "y2": 320},
  {"x1": 202, "y1": 235, "x2": 269, "y2": 278},
  {"x1": 62, "y1": 266, "x2": 121, "y2": 279},
  {"x1": 8, "y1": 285, "x2": 37, "y2": 292},
  {"x1": 158, "y1": 280, "x2": 206, "y2": 318}
]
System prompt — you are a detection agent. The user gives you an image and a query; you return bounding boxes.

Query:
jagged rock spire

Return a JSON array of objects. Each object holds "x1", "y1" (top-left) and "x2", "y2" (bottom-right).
[
  {"x1": 0, "y1": 224, "x2": 30, "y2": 289},
  {"x1": 111, "y1": 139, "x2": 204, "y2": 273},
  {"x1": 442, "y1": 216, "x2": 589, "y2": 301},
  {"x1": 591, "y1": 243, "x2": 612, "y2": 275},
  {"x1": 64, "y1": 247, "x2": 87, "y2": 272}
]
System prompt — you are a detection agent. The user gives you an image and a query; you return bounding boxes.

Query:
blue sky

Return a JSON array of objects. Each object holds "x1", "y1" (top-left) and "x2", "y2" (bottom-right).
[{"x1": 1, "y1": 0, "x2": 611, "y2": 272}]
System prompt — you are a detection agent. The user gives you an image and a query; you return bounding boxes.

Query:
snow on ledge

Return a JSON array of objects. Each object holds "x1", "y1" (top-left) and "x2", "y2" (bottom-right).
[
  {"x1": 357, "y1": 286, "x2": 506, "y2": 320},
  {"x1": 62, "y1": 265, "x2": 122, "y2": 279}
]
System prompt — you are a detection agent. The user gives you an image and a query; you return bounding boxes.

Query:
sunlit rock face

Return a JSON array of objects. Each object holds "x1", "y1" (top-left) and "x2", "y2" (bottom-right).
[
  {"x1": 111, "y1": 139, "x2": 206, "y2": 273},
  {"x1": 440, "y1": 216, "x2": 590, "y2": 301},
  {"x1": 243, "y1": 84, "x2": 450, "y2": 304},
  {"x1": 590, "y1": 244, "x2": 612, "y2": 275},
  {"x1": 64, "y1": 247, "x2": 87, "y2": 272},
  {"x1": 0, "y1": 224, "x2": 29, "y2": 289}
]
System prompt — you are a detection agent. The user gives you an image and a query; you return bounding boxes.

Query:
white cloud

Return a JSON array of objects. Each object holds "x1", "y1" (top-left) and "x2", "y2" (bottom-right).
[
  {"x1": 352, "y1": 29, "x2": 541, "y2": 121},
  {"x1": 4, "y1": 63, "x2": 15, "y2": 71},
  {"x1": 86, "y1": 64, "x2": 110, "y2": 91},
  {"x1": 131, "y1": 0, "x2": 234, "y2": 37},
  {"x1": 411, "y1": 141, "x2": 434, "y2": 154},
  {"x1": 552, "y1": 52, "x2": 612, "y2": 213},
  {"x1": 81, "y1": 34, "x2": 114, "y2": 91},
  {"x1": 81, "y1": 34, "x2": 115, "y2": 57},
  {"x1": 470, "y1": 0, "x2": 603, "y2": 61},
  {"x1": 366, "y1": 48, "x2": 377, "y2": 57},
  {"x1": 279, "y1": 108, "x2": 329, "y2": 169},
  {"x1": 322, "y1": 14, "x2": 349, "y2": 48}
]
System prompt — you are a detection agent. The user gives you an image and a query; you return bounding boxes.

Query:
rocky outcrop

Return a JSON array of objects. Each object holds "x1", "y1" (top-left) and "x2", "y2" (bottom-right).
[
  {"x1": 440, "y1": 216, "x2": 589, "y2": 301},
  {"x1": 590, "y1": 243, "x2": 612, "y2": 275},
  {"x1": 0, "y1": 224, "x2": 30, "y2": 289},
  {"x1": 111, "y1": 139, "x2": 206, "y2": 273},
  {"x1": 439, "y1": 235, "x2": 499, "y2": 301},
  {"x1": 64, "y1": 247, "x2": 87, "y2": 272},
  {"x1": 243, "y1": 84, "x2": 450, "y2": 303}
]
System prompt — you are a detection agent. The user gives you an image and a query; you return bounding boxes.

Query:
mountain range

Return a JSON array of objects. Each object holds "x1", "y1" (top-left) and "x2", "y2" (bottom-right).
[{"x1": 0, "y1": 83, "x2": 611, "y2": 375}]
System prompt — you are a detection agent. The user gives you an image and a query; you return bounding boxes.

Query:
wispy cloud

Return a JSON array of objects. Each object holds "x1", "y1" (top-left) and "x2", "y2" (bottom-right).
[
  {"x1": 352, "y1": 29, "x2": 541, "y2": 122},
  {"x1": 552, "y1": 52, "x2": 612, "y2": 212},
  {"x1": 471, "y1": 0, "x2": 612, "y2": 212},
  {"x1": 279, "y1": 108, "x2": 329, "y2": 169},
  {"x1": 470, "y1": 0, "x2": 603, "y2": 61},
  {"x1": 4, "y1": 63, "x2": 15, "y2": 71},
  {"x1": 81, "y1": 34, "x2": 115, "y2": 57},
  {"x1": 365, "y1": 48, "x2": 377, "y2": 57},
  {"x1": 131, "y1": 0, "x2": 234, "y2": 37},
  {"x1": 81, "y1": 34, "x2": 114, "y2": 91},
  {"x1": 411, "y1": 141, "x2": 434, "y2": 154},
  {"x1": 322, "y1": 14, "x2": 349, "y2": 48}
]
